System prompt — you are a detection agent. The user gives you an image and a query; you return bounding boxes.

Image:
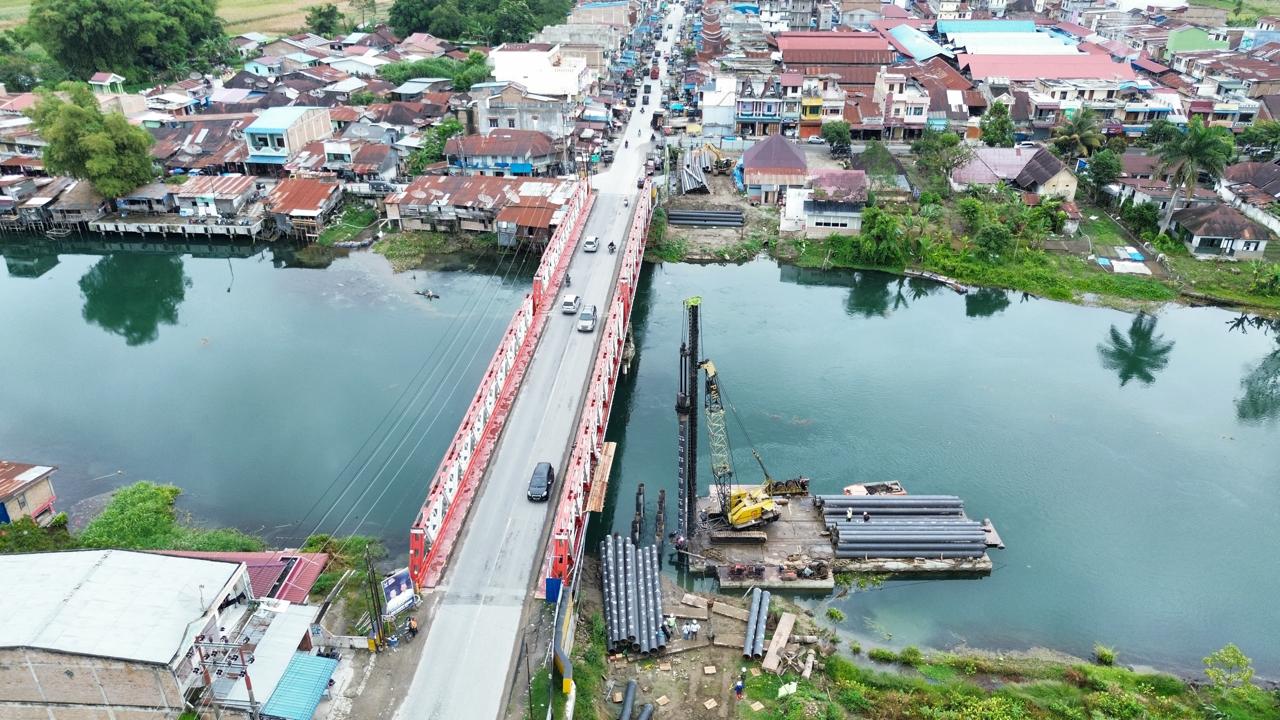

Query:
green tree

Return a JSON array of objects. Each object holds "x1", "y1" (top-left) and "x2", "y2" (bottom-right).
[
  {"x1": 821, "y1": 120, "x2": 851, "y2": 152},
  {"x1": 965, "y1": 287, "x2": 1011, "y2": 318},
  {"x1": 979, "y1": 101, "x2": 1014, "y2": 148},
  {"x1": 911, "y1": 130, "x2": 972, "y2": 196},
  {"x1": 1234, "y1": 0, "x2": 1244, "y2": 16},
  {"x1": 1084, "y1": 148, "x2": 1121, "y2": 201},
  {"x1": 306, "y1": 3, "x2": 344, "y2": 36},
  {"x1": 1240, "y1": 119, "x2": 1280, "y2": 159},
  {"x1": 1121, "y1": 201, "x2": 1160, "y2": 237},
  {"x1": 973, "y1": 223, "x2": 1013, "y2": 259},
  {"x1": 30, "y1": 0, "x2": 225, "y2": 81},
  {"x1": 1141, "y1": 117, "x2": 1179, "y2": 147},
  {"x1": 492, "y1": 0, "x2": 536, "y2": 43},
  {"x1": 1096, "y1": 313, "x2": 1175, "y2": 387},
  {"x1": 1203, "y1": 644, "x2": 1255, "y2": 694},
  {"x1": 353, "y1": 0, "x2": 379, "y2": 26},
  {"x1": 78, "y1": 254, "x2": 190, "y2": 346},
  {"x1": 389, "y1": 0, "x2": 436, "y2": 35},
  {"x1": 1156, "y1": 116, "x2": 1234, "y2": 229},
  {"x1": 430, "y1": 0, "x2": 467, "y2": 38},
  {"x1": 27, "y1": 83, "x2": 156, "y2": 197},
  {"x1": 408, "y1": 117, "x2": 465, "y2": 173},
  {"x1": 378, "y1": 51, "x2": 490, "y2": 90},
  {"x1": 1052, "y1": 107, "x2": 1104, "y2": 159},
  {"x1": 348, "y1": 89, "x2": 379, "y2": 105},
  {"x1": 1106, "y1": 135, "x2": 1127, "y2": 154}
]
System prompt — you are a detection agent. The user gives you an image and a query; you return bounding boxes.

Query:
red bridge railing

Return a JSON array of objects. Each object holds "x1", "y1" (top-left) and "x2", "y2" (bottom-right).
[
  {"x1": 538, "y1": 181, "x2": 654, "y2": 600},
  {"x1": 408, "y1": 181, "x2": 594, "y2": 588}
]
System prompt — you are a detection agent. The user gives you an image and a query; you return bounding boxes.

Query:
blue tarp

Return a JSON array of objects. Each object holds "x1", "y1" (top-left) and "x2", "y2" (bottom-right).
[
  {"x1": 1097, "y1": 257, "x2": 1112, "y2": 268},
  {"x1": 260, "y1": 654, "x2": 338, "y2": 720},
  {"x1": 889, "y1": 25, "x2": 954, "y2": 60}
]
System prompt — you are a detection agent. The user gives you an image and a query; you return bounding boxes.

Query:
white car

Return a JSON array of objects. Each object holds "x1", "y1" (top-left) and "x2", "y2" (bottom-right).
[
  {"x1": 583, "y1": 235, "x2": 600, "y2": 252},
  {"x1": 561, "y1": 294, "x2": 581, "y2": 314},
  {"x1": 806, "y1": 136, "x2": 826, "y2": 144},
  {"x1": 577, "y1": 305, "x2": 598, "y2": 332}
]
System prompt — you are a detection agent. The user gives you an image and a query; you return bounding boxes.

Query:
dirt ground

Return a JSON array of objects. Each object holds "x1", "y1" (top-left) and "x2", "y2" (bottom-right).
[
  {"x1": 576, "y1": 556, "x2": 830, "y2": 720},
  {"x1": 665, "y1": 174, "x2": 782, "y2": 262}
]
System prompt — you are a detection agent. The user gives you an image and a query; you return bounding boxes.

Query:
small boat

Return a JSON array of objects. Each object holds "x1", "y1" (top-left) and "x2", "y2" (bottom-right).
[
  {"x1": 414, "y1": 290, "x2": 440, "y2": 299},
  {"x1": 842, "y1": 480, "x2": 906, "y2": 496},
  {"x1": 45, "y1": 227, "x2": 73, "y2": 238}
]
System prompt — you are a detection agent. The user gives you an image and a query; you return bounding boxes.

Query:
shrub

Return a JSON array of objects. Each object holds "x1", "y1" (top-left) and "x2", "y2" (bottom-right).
[
  {"x1": 868, "y1": 648, "x2": 898, "y2": 663},
  {"x1": 1088, "y1": 688, "x2": 1144, "y2": 719},
  {"x1": 1063, "y1": 667, "x2": 1089, "y2": 687},
  {"x1": 974, "y1": 223, "x2": 1014, "y2": 259},
  {"x1": 826, "y1": 607, "x2": 846, "y2": 622},
  {"x1": 899, "y1": 646, "x2": 924, "y2": 667},
  {"x1": 1093, "y1": 644, "x2": 1116, "y2": 666}
]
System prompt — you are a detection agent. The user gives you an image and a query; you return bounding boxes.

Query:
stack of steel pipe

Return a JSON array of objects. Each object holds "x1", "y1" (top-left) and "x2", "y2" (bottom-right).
[
  {"x1": 742, "y1": 588, "x2": 771, "y2": 659},
  {"x1": 599, "y1": 535, "x2": 668, "y2": 654},
  {"x1": 817, "y1": 495, "x2": 987, "y2": 559}
]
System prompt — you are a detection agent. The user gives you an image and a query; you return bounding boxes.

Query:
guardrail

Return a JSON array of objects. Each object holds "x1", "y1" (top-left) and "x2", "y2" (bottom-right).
[
  {"x1": 537, "y1": 180, "x2": 654, "y2": 602},
  {"x1": 408, "y1": 180, "x2": 594, "y2": 589}
]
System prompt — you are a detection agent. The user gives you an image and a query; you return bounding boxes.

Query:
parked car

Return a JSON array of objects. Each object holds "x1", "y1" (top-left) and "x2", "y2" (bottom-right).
[
  {"x1": 636, "y1": 176, "x2": 645, "y2": 188},
  {"x1": 583, "y1": 236, "x2": 600, "y2": 252},
  {"x1": 561, "y1": 293, "x2": 581, "y2": 314},
  {"x1": 527, "y1": 462, "x2": 555, "y2": 502},
  {"x1": 577, "y1": 305, "x2": 598, "y2": 332},
  {"x1": 806, "y1": 136, "x2": 826, "y2": 144}
]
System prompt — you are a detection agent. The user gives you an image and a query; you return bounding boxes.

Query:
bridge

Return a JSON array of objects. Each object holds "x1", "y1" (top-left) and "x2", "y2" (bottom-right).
[
  {"x1": 395, "y1": 8, "x2": 681, "y2": 718},
  {"x1": 393, "y1": 18, "x2": 679, "y2": 717}
]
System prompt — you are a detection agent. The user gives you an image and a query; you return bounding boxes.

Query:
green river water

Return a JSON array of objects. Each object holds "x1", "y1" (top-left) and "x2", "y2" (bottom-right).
[{"x1": 2, "y1": 244, "x2": 1278, "y2": 675}]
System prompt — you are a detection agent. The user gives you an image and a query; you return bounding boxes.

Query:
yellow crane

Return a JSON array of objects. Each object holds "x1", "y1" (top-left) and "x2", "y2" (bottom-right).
[{"x1": 699, "y1": 359, "x2": 789, "y2": 530}]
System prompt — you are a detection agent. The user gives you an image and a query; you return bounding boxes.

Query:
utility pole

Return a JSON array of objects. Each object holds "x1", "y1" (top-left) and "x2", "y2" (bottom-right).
[
  {"x1": 366, "y1": 546, "x2": 385, "y2": 649},
  {"x1": 194, "y1": 639, "x2": 259, "y2": 720}
]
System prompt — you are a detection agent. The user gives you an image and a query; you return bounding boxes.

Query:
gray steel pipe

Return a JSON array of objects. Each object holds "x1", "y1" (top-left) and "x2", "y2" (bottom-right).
[
  {"x1": 637, "y1": 703, "x2": 654, "y2": 720},
  {"x1": 835, "y1": 550, "x2": 985, "y2": 559},
  {"x1": 651, "y1": 545, "x2": 666, "y2": 651},
  {"x1": 835, "y1": 545, "x2": 986, "y2": 553},
  {"x1": 753, "y1": 591, "x2": 771, "y2": 658},
  {"x1": 817, "y1": 494, "x2": 963, "y2": 505},
  {"x1": 640, "y1": 543, "x2": 653, "y2": 653},
  {"x1": 626, "y1": 539, "x2": 638, "y2": 644},
  {"x1": 601, "y1": 540, "x2": 616, "y2": 649},
  {"x1": 618, "y1": 679, "x2": 637, "y2": 720},
  {"x1": 822, "y1": 507, "x2": 965, "y2": 516},
  {"x1": 743, "y1": 588, "x2": 762, "y2": 657}
]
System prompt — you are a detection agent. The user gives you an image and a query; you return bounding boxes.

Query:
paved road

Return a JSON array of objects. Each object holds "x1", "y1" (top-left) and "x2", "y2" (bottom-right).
[{"x1": 394, "y1": 8, "x2": 684, "y2": 719}]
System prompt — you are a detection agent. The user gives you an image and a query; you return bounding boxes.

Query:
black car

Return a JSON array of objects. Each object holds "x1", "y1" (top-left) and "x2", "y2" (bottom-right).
[{"x1": 527, "y1": 462, "x2": 556, "y2": 502}]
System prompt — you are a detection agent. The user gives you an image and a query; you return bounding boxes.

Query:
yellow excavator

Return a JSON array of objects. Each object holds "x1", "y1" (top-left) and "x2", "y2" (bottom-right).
[{"x1": 699, "y1": 360, "x2": 808, "y2": 530}]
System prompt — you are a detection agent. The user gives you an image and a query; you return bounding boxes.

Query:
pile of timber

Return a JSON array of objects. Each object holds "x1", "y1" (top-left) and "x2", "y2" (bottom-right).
[
  {"x1": 600, "y1": 535, "x2": 667, "y2": 654},
  {"x1": 817, "y1": 495, "x2": 987, "y2": 559},
  {"x1": 742, "y1": 587, "x2": 770, "y2": 659}
]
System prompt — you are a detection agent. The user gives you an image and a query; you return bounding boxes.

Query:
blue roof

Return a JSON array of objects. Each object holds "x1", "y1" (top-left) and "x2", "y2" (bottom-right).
[
  {"x1": 889, "y1": 25, "x2": 954, "y2": 60},
  {"x1": 936, "y1": 20, "x2": 1037, "y2": 34},
  {"x1": 247, "y1": 106, "x2": 321, "y2": 133},
  {"x1": 260, "y1": 653, "x2": 338, "y2": 720},
  {"x1": 248, "y1": 154, "x2": 288, "y2": 164}
]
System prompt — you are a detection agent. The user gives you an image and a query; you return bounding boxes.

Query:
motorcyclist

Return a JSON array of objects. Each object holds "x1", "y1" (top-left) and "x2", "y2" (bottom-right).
[
  {"x1": 608, "y1": 241, "x2": 617, "y2": 253},
  {"x1": 625, "y1": 139, "x2": 629, "y2": 148}
]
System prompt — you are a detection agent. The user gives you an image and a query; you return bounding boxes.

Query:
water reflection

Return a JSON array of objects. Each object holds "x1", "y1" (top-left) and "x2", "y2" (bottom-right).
[
  {"x1": 845, "y1": 271, "x2": 894, "y2": 318},
  {"x1": 1096, "y1": 313, "x2": 1175, "y2": 387},
  {"x1": 78, "y1": 254, "x2": 191, "y2": 346},
  {"x1": 964, "y1": 287, "x2": 1011, "y2": 318},
  {"x1": 1228, "y1": 314, "x2": 1280, "y2": 423}
]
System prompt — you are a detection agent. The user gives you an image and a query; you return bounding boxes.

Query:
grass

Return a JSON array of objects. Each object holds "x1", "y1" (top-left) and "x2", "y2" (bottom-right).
[
  {"x1": 300, "y1": 534, "x2": 384, "y2": 634},
  {"x1": 372, "y1": 231, "x2": 496, "y2": 272},
  {"x1": 1187, "y1": 0, "x2": 1280, "y2": 25},
  {"x1": 317, "y1": 204, "x2": 378, "y2": 246},
  {"x1": 78, "y1": 481, "x2": 263, "y2": 552},
  {"x1": 1078, "y1": 208, "x2": 1130, "y2": 254},
  {"x1": 0, "y1": 0, "x2": 372, "y2": 33},
  {"x1": 571, "y1": 614, "x2": 607, "y2": 720},
  {"x1": 825, "y1": 607, "x2": 846, "y2": 622},
  {"x1": 734, "y1": 648, "x2": 1280, "y2": 720},
  {"x1": 1166, "y1": 254, "x2": 1280, "y2": 311}
]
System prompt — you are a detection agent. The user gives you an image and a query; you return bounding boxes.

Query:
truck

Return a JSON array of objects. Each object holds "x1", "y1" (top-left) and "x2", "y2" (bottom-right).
[
  {"x1": 650, "y1": 66, "x2": 660, "y2": 80},
  {"x1": 643, "y1": 82, "x2": 652, "y2": 95}
]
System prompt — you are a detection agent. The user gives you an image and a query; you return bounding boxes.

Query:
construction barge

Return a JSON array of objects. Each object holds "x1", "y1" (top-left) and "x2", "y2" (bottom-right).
[{"x1": 672, "y1": 297, "x2": 1004, "y2": 591}]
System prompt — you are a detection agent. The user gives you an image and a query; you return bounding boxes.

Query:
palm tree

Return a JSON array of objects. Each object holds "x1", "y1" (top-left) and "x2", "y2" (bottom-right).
[
  {"x1": 1096, "y1": 313, "x2": 1176, "y2": 387},
  {"x1": 1052, "y1": 108, "x2": 1105, "y2": 159},
  {"x1": 1156, "y1": 117, "x2": 1235, "y2": 230}
]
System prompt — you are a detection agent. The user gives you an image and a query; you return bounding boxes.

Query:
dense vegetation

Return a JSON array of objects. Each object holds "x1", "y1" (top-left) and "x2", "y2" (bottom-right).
[
  {"x1": 739, "y1": 643, "x2": 1279, "y2": 720},
  {"x1": 28, "y1": 0, "x2": 227, "y2": 81},
  {"x1": 377, "y1": 51, "x2": 491, "y2": 91},
  {"x1": 388, "y1": 0, "x2": 573, "y2": 44},
  {"x1": 0, "y1": 481, "x2": 263, "y2": 553}
]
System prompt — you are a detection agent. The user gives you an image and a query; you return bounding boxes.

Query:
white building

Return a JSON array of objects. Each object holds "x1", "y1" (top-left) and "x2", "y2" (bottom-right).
[
  {"x1": 488, "y1": 43, "x2": 598, "y2": 100},
  {"x1": 700, "y1": 76, "x2": 738, "y2": 137}
]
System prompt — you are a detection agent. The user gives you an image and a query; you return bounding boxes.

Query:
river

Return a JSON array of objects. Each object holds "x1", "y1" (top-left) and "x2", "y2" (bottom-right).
[
  {"x1": 4, "y1": 242, "x2": 1278, "y2": 676},
  {"x1": 0, "y1": 239, "x2": 534, "y2": 549},
  {"x1": 597, "y1": 258, "x2": 1280, "y2": 676}
]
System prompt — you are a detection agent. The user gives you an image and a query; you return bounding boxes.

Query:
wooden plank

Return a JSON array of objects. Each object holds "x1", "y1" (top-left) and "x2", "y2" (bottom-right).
[
  {"x1": 761, "y1": 612, "x2": 796, "y2": 673},
  {"x1": 681, "y1": 593, "x2": 708, "y2": 608},
  {"x1": 663, "y1": 604, "x2": 708, "y2": 620},
  {"x1": 585, "y1": 442, "x2": 617, "y2": 513},
  {"x1": 711, "y1": 602, "x2": 749, "y2": 622}
]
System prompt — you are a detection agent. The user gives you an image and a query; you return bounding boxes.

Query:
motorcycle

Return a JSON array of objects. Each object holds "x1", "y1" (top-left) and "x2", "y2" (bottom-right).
[
  {"x1": 624, "y1": 140, "x2": 629, "y2": 148},
  {"x1": 608, "y1": 242, "x2": 617, "y2": 254}
]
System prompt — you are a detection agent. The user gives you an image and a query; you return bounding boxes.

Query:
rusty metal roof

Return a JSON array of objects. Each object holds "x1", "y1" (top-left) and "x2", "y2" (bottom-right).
[
  {"x1": 0, "y1": 460, "x2": 55, "y2": 500},
  {"x1": 267, "y1": 177, "x2": 338, "y2": 216}
]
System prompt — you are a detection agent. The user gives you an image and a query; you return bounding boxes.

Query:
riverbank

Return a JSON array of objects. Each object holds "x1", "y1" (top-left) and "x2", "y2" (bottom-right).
[
  {"x1": 566, "y1": 569, "x2": 1279, "y2": 720},
  {"x1": 372, "y1": 230, "x2": 500, "y2": 272}
]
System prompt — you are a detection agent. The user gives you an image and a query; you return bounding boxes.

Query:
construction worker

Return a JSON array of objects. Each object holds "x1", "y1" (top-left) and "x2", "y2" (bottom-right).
[
  {"x1": 408, "y1": 617, "x2": 419, "y2": 638},
  {"x1": 845, "y1": 507, "x2": 853, "y2": 522},
  {"x1": 862, "y1": 511, "x2": 870, "y2": 523}
]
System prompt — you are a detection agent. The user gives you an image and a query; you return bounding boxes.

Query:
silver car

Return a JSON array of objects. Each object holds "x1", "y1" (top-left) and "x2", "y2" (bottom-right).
[
  {"x1": 561, "y1": 294, "x2": 581, "y2": 314},
  {"x1": 577, "y1": 305, "x2": 598, "y2": 332},
  {"x1": 583, "y1": 235, "x2": 600, "y2": 252}
]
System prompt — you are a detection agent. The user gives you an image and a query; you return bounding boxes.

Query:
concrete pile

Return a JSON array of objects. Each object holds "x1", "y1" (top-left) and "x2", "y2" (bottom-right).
[{"x1": 600, "y1": 535, "x2": 667, "y2": 654}]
